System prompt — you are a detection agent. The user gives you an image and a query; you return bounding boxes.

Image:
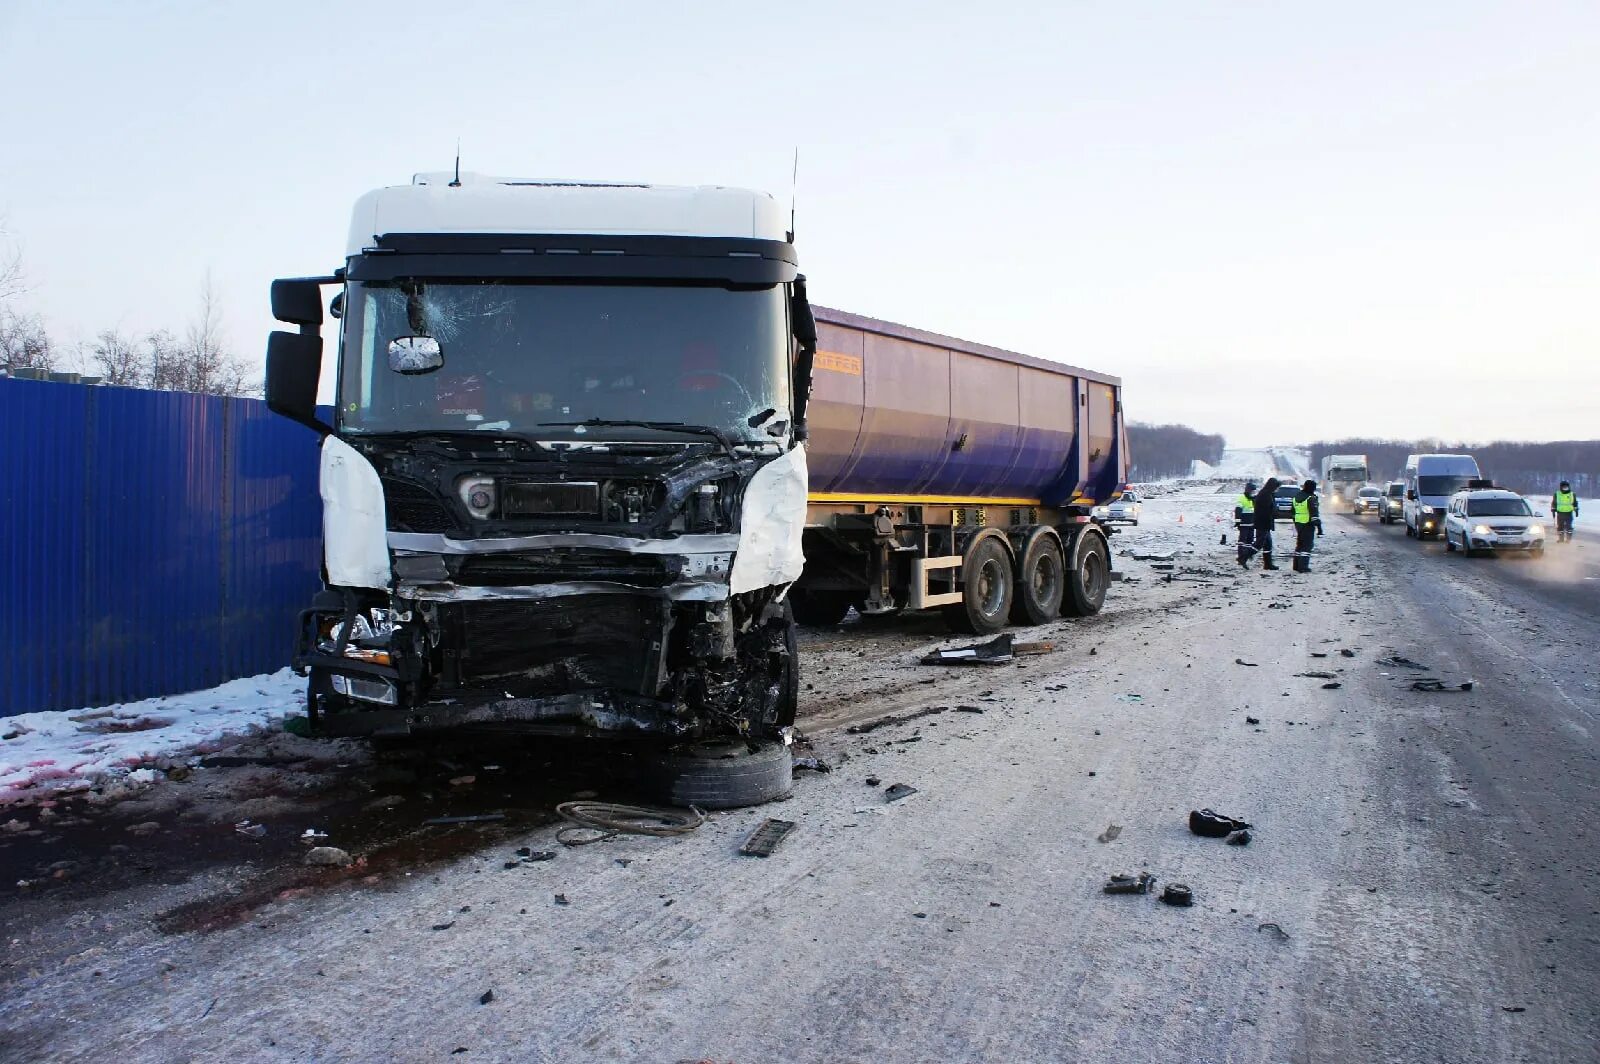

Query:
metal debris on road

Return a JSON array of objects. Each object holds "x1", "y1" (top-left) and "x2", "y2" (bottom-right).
[
  {"x1": 739, "y1": 818, "x2": 797, "y2": 857},
  {"x1": 1160, "y1": 883, "x2": 1193, "y2": 907},
  {"x1": 1322, "y1": 682, "x2": 1343, "y2": 690},
  {"x1": 1226, "y1": 829, "x2": 1252, "y2": 846},
  {"x1": 1296, "y1": 671, "x2": 1337, "y2": 679},
  {"x1": 423, "y1": 813, "x2": 507, "y2": 826},
  {"x1": 921, "y1": 634, "x2": 1017, "y2": 666},
  {"x1": 479, "y1": 990, "x2": 495, "y2": 1005},
  {"x1": 883, "y1": 783, "x2": 918, "y2": 803},
  {"x1": 793, "y1": 756, "x2": 832, "y2": 773},
  {"x1": 1103, "y1": 872, "x2": 1154, "y2": 895},
  {"x1": 1235, "y1": 658, "x2": 1259, "y2": 667},
  {"x1": 555, "y1": 800, "x2": 704, "y2": 839},
  {"x1": 1189, "y1": 809, "x2": 1252, "y2": 838},
  {"x1": 847, "y1": 706, "x2": 949, "y2": 734},
  {"x1": 1257, "y1": 921, "x2": 1290, "y2": 942},
  {"x1": 1097, "y1": 824, "x2": 1123, "y2": 843},
  {"x1": 1378, "y1": 655, "x2": 1430, "y2": 670},
  {"x1": 1340, "y1": 649, "x2": 1357, "y2": 658},
  {"x1": 1409, "y1": 679, "x2": 1474, "y2": 692},
  {"x1": 1245, "y1": 716, "x2": 1261, "y2": 725}
]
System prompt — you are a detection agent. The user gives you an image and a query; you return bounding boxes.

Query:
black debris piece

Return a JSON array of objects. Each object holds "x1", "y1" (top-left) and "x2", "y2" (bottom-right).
[
  {"x1": 553, "y1": 894, "x2": 569, "y2": 906},
  {"x1": 431, "y1": 922, "x2": 454, "y2": 931},
  {"x1": 1310, "y1": 652, "x2": 1329, "y2": 658},
  {"x1": 1160, "y1": 883, "x2": 1193, "y2": 907},
  {"x1": 479, "y1": 990, "x2": 495, "y2": 1005},
  {"x1": 913, "y1": 912, "x2": 928, "y2": 919},
  {"x1": 1322, "y1": 682, "x2": 1343, "y2": 690},
  {"x1": 1267, "y1": 602, "x2": 1290, "y2": 610},
  {"x1": 1189, "y1": 809, "x2": 1252, "y2": 838},
  {"x1": 1501, "y1": 1006, "x2": 1527, "y2": 1013},
  {"x1": 1103, "y1": 872, "x2": 1154, "y2": 895},
  {"x1": 1257, "y1": 921, "x2": 1290, "y2": 942},
  {"x1": 864, "y1": 776, "x2": 881, "y2": 787},
  {"x1": 954, "y1": 705, "x2": 985, "y2": 714},
  {"x1": 1226, "y1": 829, "x2": 1252, "y2": 846},
  {"x1": 883, "y1": 783, "x2": 918, "y2": 803},
  {"x1": 1235, "y1": 659, "x2": 1259, "y2": 667},
  {"x1": 1340, "y1": 648, "x2": 1357, "y2": 658},
  {"x1": 1410, "y1": 679, "x2": 1473, "y2": 692},
  {"x1": 1245, "y1": 716, "x2": 1261, "y2": 725},
  {"x1": 1378, "y1": 654, "x2": 1430, "y2": 670},
  {"x1": 525, "y1": 850, "x2": 556, "y2": 862},
  {"x1": 1296, "y1": 671, "x2": 1337, "y2": 679},
  {"x1": 739, "y1": 818, "x2": 797, "y2": 858},
  {"x1": 921, "y1": 634, "x2": 1015, "y2": 666},
  {"x1": 847, "y1": 706, "x2": 948, "y2": 734},
  {"x1": 1097, "y1": 824, "x2": 1122, "y2": 843},
  {"x1": 793, "y1": 757, "x2": 831, "y2": 773}
]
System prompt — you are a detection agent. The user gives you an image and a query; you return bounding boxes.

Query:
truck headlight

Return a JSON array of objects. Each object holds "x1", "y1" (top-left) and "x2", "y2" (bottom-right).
[{"x1": 1530, "y1": 524, "x2": 1545, "y2": 537}]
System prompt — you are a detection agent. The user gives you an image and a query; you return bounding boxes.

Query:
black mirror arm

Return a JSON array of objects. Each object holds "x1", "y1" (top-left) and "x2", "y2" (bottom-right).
[{"x1": 790, "y1": 274, "x2": 819, "y2": 443}]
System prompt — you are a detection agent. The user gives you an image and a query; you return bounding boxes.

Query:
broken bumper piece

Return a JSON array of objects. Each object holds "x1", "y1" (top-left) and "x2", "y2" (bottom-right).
[{"x1": 315, "y1": 689, "x2": 696, "y2": 739}]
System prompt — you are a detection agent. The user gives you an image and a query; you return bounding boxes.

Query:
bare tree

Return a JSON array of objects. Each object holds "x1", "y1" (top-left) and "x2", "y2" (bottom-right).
[
  {"x1": 0, "y1": 310, "x2": 54, "y2": 372},
  {"x1": 91, "y1": 328, "x2": 144, "y2": 386},
  {"x1": 144, "y1": 328, "x2": 185, "y2": 391},
  {"x1": 176, "y1": 273, "x2": 252, "y2": 396},
  {"x1": 0, "y1": 220, "x2": 26, "y2": 308}
]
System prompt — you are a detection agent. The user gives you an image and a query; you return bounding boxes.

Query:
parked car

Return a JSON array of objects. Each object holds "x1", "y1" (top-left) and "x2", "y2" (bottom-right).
[
  {"x1": 1273, "y1": 484, "x2": 1299, "y2": 518},
  {"x1": 1352, "y1": 485, "x2": 1383, "y2": 515},
  {"x1": 1095, "y1": 490, "x2": 1141, "y2": 525},
  {"x1": 1443, "y1": 489, "x2": 1546, "y2": 557},
  {"x1": 1380, "y1": 480, "x2": 1405, "y2": 524}
]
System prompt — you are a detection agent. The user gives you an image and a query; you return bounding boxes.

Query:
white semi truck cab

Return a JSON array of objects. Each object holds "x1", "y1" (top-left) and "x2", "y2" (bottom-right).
[{"x1": 265, "y1": 174, "x2": 817, "y2": 742}]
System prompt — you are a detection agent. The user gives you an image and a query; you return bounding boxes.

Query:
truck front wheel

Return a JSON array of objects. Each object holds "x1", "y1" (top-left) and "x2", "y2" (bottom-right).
[
  {"x1": 944, "y1": 536, "x2": 1014, "y2": 634},
  {"x1": 1063, "y1": 533, "x2": 1109, "y2": 616}
]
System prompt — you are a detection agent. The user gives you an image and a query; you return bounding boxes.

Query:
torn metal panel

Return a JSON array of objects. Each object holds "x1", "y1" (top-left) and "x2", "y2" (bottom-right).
[
  {"x1": 730, "y1": 445, "x2": 808, "y2": 594},
  {"x1": 321, "y1": 436, "x2": 391, "y2": 589}
]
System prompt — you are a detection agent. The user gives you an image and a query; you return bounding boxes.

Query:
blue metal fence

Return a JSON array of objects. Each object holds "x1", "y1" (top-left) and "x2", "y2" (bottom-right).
[{"x1": 1, "y1": 378, "x2": 326, "y2": 717}]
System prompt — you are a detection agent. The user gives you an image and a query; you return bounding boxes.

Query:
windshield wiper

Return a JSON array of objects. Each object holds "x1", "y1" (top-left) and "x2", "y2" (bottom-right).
[{"x1": 537, "y1": 419, "x2": 738, "y2": 461}]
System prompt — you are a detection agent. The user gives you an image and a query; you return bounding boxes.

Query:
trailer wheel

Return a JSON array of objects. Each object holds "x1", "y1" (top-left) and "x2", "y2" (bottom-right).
[
  {"x1": 790, "y1": 589, "x2": 853, "y2": 626},
  {"x1": 1063, "y1": 532, "x2": 1109, "y2": 616},
  {"x1": 1011, "y1": 528, "x2": 1065, "y2": 626},
  {"x1": 639, "y1": 739, "x2": 793, "y2": 810},
  {"x1": 944, "y1": 536, "x2": 1014, "y2": 634}
]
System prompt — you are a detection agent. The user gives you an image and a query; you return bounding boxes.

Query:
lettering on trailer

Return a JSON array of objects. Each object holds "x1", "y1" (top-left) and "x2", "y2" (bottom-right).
[{"x1": 815, "y1": 351, "x2": 863, "y2": 376}]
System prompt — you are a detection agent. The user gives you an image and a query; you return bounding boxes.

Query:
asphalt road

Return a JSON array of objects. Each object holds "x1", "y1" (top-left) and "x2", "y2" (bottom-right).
[{"x1": 2, "y1": 491, "x2": 1597, "y2": 1062}]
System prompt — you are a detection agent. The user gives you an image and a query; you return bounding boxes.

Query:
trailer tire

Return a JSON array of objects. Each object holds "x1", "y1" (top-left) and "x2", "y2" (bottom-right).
[
  {"x1": 1063, "y1": 532, "x2": 1109, "y2": 617},
  {"x1": 944, "y1": 535, "x2": 1014, "y2": 635},
  {"x1": 1011, "y1": 528, "x2": 1065, "y2": 626},
  {"x1": 639, "y1": 740, "x2": 793, "y2": 810},
  {"x1": 790, "y1": 589, "x2": 853, "y2": 627}
]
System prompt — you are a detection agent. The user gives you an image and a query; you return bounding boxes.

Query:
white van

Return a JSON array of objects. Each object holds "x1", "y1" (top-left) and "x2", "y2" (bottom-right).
[{"x1": 1403, "y1": 453, "x2": 1481, "y2": 540}]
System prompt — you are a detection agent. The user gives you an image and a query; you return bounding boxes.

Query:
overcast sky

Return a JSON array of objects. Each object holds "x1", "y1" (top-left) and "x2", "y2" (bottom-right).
[{"x1": 2, "y1": 1, "x2": 1596, "y2": 447}]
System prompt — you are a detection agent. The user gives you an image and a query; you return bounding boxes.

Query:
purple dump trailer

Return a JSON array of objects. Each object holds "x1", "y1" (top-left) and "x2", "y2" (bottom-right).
[{"x1": 793, "y1": 307, "x2": 1127, "y2": 633}]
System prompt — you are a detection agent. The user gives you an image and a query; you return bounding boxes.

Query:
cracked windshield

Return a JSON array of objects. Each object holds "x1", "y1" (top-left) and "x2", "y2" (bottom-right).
[{"x1": 340, "y1": 281, "x2": 789, "y2": 440}]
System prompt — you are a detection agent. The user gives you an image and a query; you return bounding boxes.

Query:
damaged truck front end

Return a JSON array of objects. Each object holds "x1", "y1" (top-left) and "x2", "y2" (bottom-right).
[{"x1": 265, "y1": 177, "x2": 816, "y2": 743}]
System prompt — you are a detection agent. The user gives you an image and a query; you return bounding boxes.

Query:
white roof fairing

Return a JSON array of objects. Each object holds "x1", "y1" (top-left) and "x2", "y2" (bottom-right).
[{"x1": 345, "y1": 174, "x2": 789, "y2": 257}]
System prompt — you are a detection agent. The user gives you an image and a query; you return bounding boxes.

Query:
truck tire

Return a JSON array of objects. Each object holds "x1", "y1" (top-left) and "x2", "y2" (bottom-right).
[
  {"x1": 790, "y1": 588, "x2": 852, "y2": 626},
  {"x1": 775, "y1": 603, "x2": 799, "y2": 729},
  {"x1": 1011, "y1": 528, "x2": 1065, "y2": 626},
  {"x1": 943, "y1": 535, "x2": 1014, "y2": 634},
  {"x1": 639, "y1": 740, "x2": 793, "y2": 810},
  {"x1": 1063, "y1": 532, "x2": 1109, "y2": 617}
]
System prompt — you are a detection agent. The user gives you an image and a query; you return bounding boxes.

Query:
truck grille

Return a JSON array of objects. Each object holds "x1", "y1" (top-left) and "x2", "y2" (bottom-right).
[
  {"x1": 382, "y1": 478, "x2": 457, "y2": 533},
  {"x1": 453, "y1": 596, "x2": 660, "y2": 696},
  {"x1": 453, "y1": 549, "x2": 682, "y2": 588}
]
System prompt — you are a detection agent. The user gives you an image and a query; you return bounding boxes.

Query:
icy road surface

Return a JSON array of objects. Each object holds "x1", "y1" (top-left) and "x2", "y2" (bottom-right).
[{"x1": 2, "y1": 485, "x2": 1597, "y2": 1063}]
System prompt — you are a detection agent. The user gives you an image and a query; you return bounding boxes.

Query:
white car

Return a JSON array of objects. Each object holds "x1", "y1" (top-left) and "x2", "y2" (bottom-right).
[
  {"x1": 1352, "y1": 485, "x2": 1384, "y2": 515},
  {"x1": 1094, "y1": 491, "x2": 1142, "y2": 525},
  {"x1": 1443, "y1": 489, "x2": 1546, "y2": 557}
]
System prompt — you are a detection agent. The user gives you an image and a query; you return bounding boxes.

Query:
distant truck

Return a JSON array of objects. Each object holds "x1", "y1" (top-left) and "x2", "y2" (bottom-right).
[
  {"x1": 263, "y1": 173, "x2": 1127, "y2": 747},
  {"x1": 1319, "y1": 454, "x2": 1369, "y2": 510}
]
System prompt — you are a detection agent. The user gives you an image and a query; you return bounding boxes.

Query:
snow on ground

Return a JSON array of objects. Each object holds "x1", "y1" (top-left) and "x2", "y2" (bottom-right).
[{"x1": 0, "y1": 669, "x2": 304, "y2": 804}]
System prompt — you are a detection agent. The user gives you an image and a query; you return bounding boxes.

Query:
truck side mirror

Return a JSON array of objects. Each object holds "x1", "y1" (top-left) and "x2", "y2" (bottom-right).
[
  {"x1": 790, "y1": 275, "x2": 817, "y2": 441},
  {"x1": 266, "y1": 331, "x2": 331, "y2": 434},
  {"x1": 272, "y1": 278, "x2": 325, "y2": 326}
]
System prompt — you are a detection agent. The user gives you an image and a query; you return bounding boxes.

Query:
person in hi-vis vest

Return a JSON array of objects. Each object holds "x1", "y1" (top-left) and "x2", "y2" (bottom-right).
[
  {"x1": 1291, "y1": 479, "x2": 1323, "y2": 573},
  {"x1": 1235, "y1": 481, "x2": 1258, "y2": 568},
  {"x1": 1552, "y1": 481, "x2": 1579, "y2": 542}
]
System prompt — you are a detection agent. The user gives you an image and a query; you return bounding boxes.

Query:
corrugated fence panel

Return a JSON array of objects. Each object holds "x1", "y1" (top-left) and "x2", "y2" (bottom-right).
[{"x1": 0, "y1": 380, "x2": 327, "y2": 717}]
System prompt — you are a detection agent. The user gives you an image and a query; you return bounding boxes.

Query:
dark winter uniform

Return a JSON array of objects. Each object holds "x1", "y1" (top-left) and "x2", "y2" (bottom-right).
[
  {"x1": 1291, "y1": 481, "x2": 1323, "y2": 572},
  {"x1": 1252, "y1": 478, "x2": 1281, "y2": 570},
  {"x1": 1235, "y1": 485, "x2": 1257, "y2": 567}
]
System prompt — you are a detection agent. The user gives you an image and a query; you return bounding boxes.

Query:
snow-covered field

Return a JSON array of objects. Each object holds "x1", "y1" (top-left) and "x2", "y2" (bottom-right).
[{"x1": 0, "y1": 670, "x2": 304, "y2": 804}]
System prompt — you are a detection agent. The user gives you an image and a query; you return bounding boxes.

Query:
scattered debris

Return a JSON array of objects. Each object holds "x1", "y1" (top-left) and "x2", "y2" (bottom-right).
[
  {"x1": 553, "y1": 894, "x2": 569, "y2": 906},
  {"x1": 883, "y1": 783, "x2": 918, "y2": 803},
  {"x1": 1310, "y1": 652, "x2": 1329, "y2": 658},
  {"x1": 1378, "y1": 655, "x2": 1429, "y2": 670},
  {"x1": 954, "y1": 704, "x2": 985, "y2": 714},
  {"x1": 304, "y1": 846, "x2": 353, "y2": 867},
  {"x1": 739, "y1": 818, "x2": 797, "y2": 857},
  {"x1": 1127, "y1": 549, "x2": 1177, "y2": 561},
  {"x1": 848, "y1": 706, "x2": 948, "y2": 734},
  {"x1": 300, "y1": 829, "x2": 329, "y2": 843},
  {"x1": 1322, "y1": 682, "x2": 1343, "y2": 690},
  {"x1": 1226, "y1": 829, "x2": 1252, "y2": 846},
  {"x1": 234, "y1": 820, "x2": 267, "y2": 838},
  {"x1": 1115, "y1": 693, "x2": 1144, "y2": 704},
  {"x1": 555, "y1": 800, "x2": 704, "y2": 839},
  {"x1": 423, "y1": 813, "x2": 507, "y2": 826},
  {"x1": 1257, "y1": 921, "x2": 1290, "y2": 942},
  {"x1": 1245, "y1": 716, "x2": 1261, "y2": 725},
  {"x1": 508, "y1": 848, "x2": 556, "y2": 865},
  {"x1": 864, "y1": 776, "x2": 881, "y2": 787},
  {"x1": 431, "y1": 921, "x2": 455, "y2": 931},
  {"x1": 1501, "y1": 1006, "x2": 1527, "y2": 1014},
  {"x1": 1235, "y1": 659, "x2": 1259, "y2": 667},
  {"x1": 1097, "y1": 824, "x2": 1122, "y2": 844},
  {"x1": 1160, "y1": 883, "x2": 1193, "y2": 907},
  {"x1": 1296, "y1": 671, "x2": 1337, "y2": 679},
  {"x1": 1267, "y1": 602, "x2": 1290, "y2": 610},
  {"x1": 1189, "y1": 809, "x2": 1252, "y2": 838},
  {"x1": 1103, "y1": 872, "x2": 1154, "y2": 895},
  {"x1": 1014, "y1": 641, "x2": 1054, "y2": 656},
  {"x1": 792, "y1": 757, "x2": 831, "y2": 773},
  {"x1": 1340, "y1": 649, "x2": 1357, "y2": 658},
  {"x1": 479, "y1": 990, "x2": 495, "y2": 1005},
  {"x1": 921, "y1": 634, "x2": 1017, "y2": 666},
  {"x1": 1410, "y1": 679, "x2": 1474, "y2": 692}
]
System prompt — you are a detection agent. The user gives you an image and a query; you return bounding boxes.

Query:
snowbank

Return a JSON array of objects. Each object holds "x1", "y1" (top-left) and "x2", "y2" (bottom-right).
[{"x1": 1, "y1": 669, "x2": 304, "y2": 804}]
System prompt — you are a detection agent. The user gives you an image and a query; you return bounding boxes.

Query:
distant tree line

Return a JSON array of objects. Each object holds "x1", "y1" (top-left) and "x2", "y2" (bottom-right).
[
  {"x1": 1127, "y1": 422, "x2": 1226, "y2": 481},
  {"x1": 0, "y1": 223, "x2": 254, "y2": 397},
  {"x1": 1307, "y1": 439, "x2": 1600, "y2": 497}
]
